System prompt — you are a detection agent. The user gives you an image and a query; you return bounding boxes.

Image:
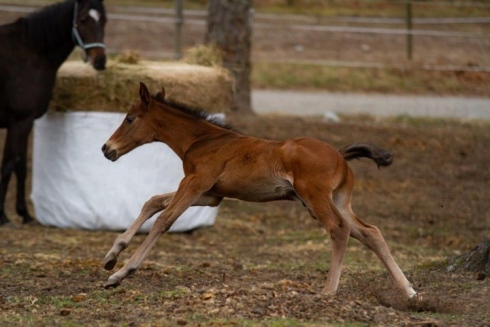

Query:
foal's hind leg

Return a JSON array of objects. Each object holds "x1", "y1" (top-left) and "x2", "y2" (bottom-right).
[
  {"x1": 104, "y1": 192, "x2": 222, "y2": 271},
  {"x1": 334, "y1": 171, "x2": 417, "y2": 298},
  {"x1": 344, "y1": 209, "x2": 416, "y2": 298},
  {"x1": 296, "y1": 184, "x2": 350, "y2": 295},
  {"x1": 316, "y1": 202, "x2": 351, "y2": 295}
]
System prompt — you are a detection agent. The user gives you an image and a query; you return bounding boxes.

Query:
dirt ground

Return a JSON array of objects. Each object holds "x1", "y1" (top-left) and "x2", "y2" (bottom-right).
[
  {"x1": 0, "y1": 114, "x2": 489, "y2": 326},
  {"x1": 0, "y1": 4, "x2": 489, "y2": 327}
]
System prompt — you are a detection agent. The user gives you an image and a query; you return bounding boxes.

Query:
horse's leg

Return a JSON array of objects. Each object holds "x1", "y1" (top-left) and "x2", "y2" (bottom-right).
[
  {"x1": 343, "y1": 210, "x2": 416, "y2": 298},
  {"x1": 14, "y1": 125, "x2": 34, "y2": 224},
  {"x1": 103, "y1": 192, "x2": 176, "y2": 270},
  {"x1": 0, "y1": 119, "x2": 34, "y2": 225},
  {"x1": 104, "y1": 175, "x2": 217, "y2": 288},
  {"x1": 0, "y1": 156, "x2": 15, "y2": 225},
  {"x1": 295, "y1": 182, "x2": 350, "y2": 295},
  {"x1": 334, "y1": 169, "x2": 417, "y2": 299},
  {"x1": 104, "y1": 192, "x2": 222, "y2": 270},
  {"x1": 318, "y1": 203, "x2": 350, "y2": 295}
]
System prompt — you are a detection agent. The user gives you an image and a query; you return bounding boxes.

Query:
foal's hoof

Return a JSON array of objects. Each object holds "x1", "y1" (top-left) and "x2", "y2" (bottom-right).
[
  {"x1": 103, "y1": 254, "x2": 118, "y2": 271},
  {"x1": 104, "y1": 276, "x2": 121, "y2": 289},
  {"x1": 321, "y1": 288, "x2": 338, "y2": 297}
]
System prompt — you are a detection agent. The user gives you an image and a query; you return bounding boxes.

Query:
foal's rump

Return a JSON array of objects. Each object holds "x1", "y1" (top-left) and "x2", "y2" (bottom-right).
[{"x1": 280, "y1": 140, "x2": 393, "y2": 199}]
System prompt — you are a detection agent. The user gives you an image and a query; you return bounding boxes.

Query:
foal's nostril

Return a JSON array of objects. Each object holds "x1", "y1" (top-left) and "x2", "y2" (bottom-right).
[
  {"x1": 102, "y1": 144, "x2": 118, "y2": 161},
  {"x1": 108, "y1": 150, "x2": 117, "y2": 161}
]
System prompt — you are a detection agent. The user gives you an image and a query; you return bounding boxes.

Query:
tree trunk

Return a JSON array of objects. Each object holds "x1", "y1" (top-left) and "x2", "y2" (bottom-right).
[
  {"x1": 206, "y1": 0, "x2": 253, "y2": 114},
  {"x1": 447, "y1": 239, "x2": 490, "y2": 278}
]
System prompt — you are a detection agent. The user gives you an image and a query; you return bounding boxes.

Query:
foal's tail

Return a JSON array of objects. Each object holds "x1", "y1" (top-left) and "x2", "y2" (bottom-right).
[{"x1": 340, "y1": 143, "x2": 393, "y2": 168}]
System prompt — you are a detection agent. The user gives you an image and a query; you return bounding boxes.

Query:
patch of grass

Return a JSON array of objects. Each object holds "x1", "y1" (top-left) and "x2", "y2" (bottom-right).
[
  {"x1": 415, "y1": 259, "x2": 448, "y2": 271},
  {"x1": 89, "y1": 288, "x2": 128, "y2": 305},
  {"x1": 0, "y1": 315, "x2": 39, "y2": 326},
  {"x1": 157, "y1": 287, "x2": 189, "y2": 299},
  {"x1": 0, "y1": 263, "x2": 36, "y2": 276},
  {"x1": 252, "y1": 62, "x2": 490, "y2": 96},
  {"x1": 414, "y1": 312, "x2": 472, "y2": 324},
  {"x1": 39, "y1": 295, "x2": 76, "y2": 309},
  {"x1": 189, "y1": 317, "x2": 328, "y2": 327},
  {"x1": 265, "y1": 318, "x2": 303, "y2": 327},
  {"x1": 255, "y1": 1, "x2": 490, "y2": 18}
]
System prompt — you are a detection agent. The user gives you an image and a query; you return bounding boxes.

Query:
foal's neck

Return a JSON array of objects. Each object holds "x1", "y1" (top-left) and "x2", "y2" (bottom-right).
[{"x1": 151, "y1": 104, "x2": 231, "y2": 159}]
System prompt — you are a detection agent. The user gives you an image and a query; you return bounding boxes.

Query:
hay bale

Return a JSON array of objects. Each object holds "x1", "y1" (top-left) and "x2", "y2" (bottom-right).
[
  {"x1": 50, "y1": 60, "x2": 234, "y2": 114},
  {"x1": 181, "y1": 43, "x2": 222, "y2": 67}
]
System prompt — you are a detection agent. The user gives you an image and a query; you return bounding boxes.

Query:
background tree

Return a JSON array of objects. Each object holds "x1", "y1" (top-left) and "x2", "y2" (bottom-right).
[{"x1": 206, "y1": 0, "x2": 253, "y2": 114}]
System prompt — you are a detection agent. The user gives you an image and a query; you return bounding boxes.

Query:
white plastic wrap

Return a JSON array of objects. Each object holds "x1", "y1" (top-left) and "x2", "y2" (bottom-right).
[{"x1": 31, "y1": 111, "x2": 218, "y2": 233}]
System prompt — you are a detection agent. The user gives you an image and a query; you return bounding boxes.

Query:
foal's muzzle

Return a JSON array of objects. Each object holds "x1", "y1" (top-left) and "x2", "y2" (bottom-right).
[{"x1": 102, "y1": 144, "x2": 117, "y2": 162}]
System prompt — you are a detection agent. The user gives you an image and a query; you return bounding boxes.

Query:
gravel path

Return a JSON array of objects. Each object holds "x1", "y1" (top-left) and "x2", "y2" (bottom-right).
[{"x1": 252, "y1": 90, "x2": 490, "y2": 120}]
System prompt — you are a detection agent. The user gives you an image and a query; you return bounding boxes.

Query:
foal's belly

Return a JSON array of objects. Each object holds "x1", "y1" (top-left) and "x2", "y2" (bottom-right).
[{"x1": 211, "y1": 178, "x2": 297, "y2": 203}]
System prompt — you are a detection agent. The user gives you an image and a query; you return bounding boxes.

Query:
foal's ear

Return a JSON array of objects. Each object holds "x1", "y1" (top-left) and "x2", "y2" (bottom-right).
[
  {"x1": 155, "y1": 86, "x2": 166, "y2": 102},
  {"x1": 139, "y1": 82, "x2": 151, "y2": 106}
]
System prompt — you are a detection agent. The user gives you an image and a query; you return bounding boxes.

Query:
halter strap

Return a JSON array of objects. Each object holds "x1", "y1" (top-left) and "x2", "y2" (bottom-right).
[{"x1": 72, "y1": 1, "x2": 106, "y2": 50}]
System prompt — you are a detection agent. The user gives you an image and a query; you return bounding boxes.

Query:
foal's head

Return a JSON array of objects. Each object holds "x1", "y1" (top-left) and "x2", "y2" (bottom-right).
[
  {"x1": 102, "y1": 82, "x2": 162, "y2": 161},
  {"x1": 74, "y1": 0, "x2": 107, "y2": 70}
]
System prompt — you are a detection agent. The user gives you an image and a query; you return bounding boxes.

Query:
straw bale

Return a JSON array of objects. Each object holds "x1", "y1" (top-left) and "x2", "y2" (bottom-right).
[
  {"x1": 181, "y1": 43, "x2": 222, "y2": 67},
  {"x1": 50, "y1": 60, "x2": 234, "y2": 114}
]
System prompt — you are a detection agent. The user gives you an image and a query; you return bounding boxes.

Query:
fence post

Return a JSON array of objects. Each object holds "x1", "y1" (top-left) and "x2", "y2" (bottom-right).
[
  {"x1": 174, "y1": 0, "x2": 183, "y2": 59},
  {"x1": 405, "y1": 0, "x2": 413, "y2": 60}
]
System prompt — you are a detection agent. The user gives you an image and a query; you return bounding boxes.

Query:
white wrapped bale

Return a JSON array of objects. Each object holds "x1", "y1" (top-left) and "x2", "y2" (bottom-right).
[{"x1": 32, "y1": 61, "x2": 233, "y2": 232}]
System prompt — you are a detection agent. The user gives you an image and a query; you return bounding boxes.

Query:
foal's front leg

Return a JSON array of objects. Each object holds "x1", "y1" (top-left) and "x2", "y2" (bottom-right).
[
  {"x1": 104, "y1": 190, "x2": 222, "y2": 288},
  {"x1": 104, "y1": 192, "x2": 175, "y2": 270}
]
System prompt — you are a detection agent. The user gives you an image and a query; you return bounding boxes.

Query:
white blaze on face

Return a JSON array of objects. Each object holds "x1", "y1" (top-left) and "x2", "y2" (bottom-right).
[{"x1": 88, "y1": 9, "x2": 100, "y2": 22}]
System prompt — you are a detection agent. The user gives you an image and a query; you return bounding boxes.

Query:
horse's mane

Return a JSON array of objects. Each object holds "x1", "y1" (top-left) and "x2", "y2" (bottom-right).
[
  {"x1": 21, "y1": 0, "x2": 74, "y2": 51},
  {"x1": 152, "y1": 94, "x2": 239, "y2": 133}
]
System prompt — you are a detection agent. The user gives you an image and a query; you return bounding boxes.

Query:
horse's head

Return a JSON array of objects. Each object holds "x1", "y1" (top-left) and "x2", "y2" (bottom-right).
[
  {"x1": 73, "y1": 0, "x2": 107, "y2": 70},
  {"x1": 102, "y1": 83, "x2": 163, "y2": 161}
]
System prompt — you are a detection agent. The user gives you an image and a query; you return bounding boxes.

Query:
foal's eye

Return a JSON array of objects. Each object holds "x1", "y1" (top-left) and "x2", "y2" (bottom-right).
[{"x1": 125, "y1": 116, "x2": 134, "y2": 124}]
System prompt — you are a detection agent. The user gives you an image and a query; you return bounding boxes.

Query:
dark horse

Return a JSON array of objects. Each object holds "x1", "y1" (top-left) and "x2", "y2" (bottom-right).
[{"x1": 0, "y1": 0, "x2": 107, "y2": 225}]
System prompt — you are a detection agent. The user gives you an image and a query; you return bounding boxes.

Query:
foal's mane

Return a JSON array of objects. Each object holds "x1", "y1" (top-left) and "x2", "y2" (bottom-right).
[{"x1": 152, "y1": 94, "x2": 238, "y2": 132}]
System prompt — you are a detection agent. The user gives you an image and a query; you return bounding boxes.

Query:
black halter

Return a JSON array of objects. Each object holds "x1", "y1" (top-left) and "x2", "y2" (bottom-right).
[{"x1": 71, "y1": 1, "x2": 105, "y2": 51}]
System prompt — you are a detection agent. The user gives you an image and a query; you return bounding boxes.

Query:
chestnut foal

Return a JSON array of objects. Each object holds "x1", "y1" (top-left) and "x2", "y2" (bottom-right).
[{"x1": 101, "y1": 82, "x2": 416, "y2": 299}]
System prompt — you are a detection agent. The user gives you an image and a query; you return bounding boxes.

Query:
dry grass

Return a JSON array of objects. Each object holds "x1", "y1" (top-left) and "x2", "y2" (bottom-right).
[
  {"x1": 50, "y1": 60, "x2": 233, "y2": 114},
  {"x1": 252, "y1": 62, "x2": 490, "y2": 96},
  {"x1": 1, "y1": 115, "x2": 489, "y2": 326},
  {"x1": 181, "y1": 43, "x2": 223, "y2": 68}
]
